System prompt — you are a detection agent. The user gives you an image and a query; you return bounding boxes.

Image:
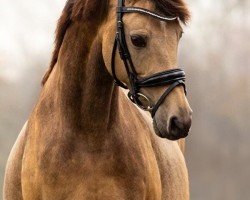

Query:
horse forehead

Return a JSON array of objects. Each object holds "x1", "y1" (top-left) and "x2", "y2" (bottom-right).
[
  {"x1": 159, "y1": 21, "x2": 180, "y2": 38},
  {"x1": 160, "y1": 21, "x2": 167, "y2": 32},
  {"x1": 135, "y1": 0, "x2": 154, "y2": 7}
]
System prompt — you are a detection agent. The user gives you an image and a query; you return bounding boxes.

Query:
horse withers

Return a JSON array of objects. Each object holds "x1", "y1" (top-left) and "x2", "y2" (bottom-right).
[{"x1": 3, "y1": 0, "x2": 192, "y2": 199}]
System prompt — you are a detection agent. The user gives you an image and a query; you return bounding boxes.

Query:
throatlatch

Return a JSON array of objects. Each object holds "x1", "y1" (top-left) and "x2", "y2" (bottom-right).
[{"x1": 111, "y1": 0, "x2": 186, "y2": 118}]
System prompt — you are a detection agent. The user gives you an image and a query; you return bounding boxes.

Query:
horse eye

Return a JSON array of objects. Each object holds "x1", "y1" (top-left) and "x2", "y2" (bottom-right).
[{"x1": 130, "y1": 34, "x2": 147, "y2": 48}]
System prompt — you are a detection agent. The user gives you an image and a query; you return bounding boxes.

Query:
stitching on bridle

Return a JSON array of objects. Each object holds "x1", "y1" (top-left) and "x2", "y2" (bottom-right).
[{"x1": 123, "y1": 7, "x2": 178, "y2": 21}]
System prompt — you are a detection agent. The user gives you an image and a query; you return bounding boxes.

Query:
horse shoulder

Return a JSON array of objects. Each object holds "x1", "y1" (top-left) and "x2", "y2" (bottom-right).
[{"x1": 3, "y1": 121, "x2": 28, "y2": 200}]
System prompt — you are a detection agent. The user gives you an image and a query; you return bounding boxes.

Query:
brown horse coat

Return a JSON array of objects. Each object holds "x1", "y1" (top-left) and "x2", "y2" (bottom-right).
[{"x1": 4, "y1": 0, "x2": 191, "y2": 199}]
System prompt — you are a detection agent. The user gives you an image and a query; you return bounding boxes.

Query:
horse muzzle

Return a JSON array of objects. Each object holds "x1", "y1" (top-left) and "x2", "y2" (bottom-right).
[{"x1": 153, "y1": 112, "x2": 192, "y2": 140}]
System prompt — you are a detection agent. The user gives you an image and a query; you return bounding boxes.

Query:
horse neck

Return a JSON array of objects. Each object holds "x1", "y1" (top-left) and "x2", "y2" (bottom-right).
[
  {"x1": 43, "y1": 21, "x2": 118, "y2": 133},
  {"x1": 80, "y1": 39, "x2": 118, "y2": 131}
]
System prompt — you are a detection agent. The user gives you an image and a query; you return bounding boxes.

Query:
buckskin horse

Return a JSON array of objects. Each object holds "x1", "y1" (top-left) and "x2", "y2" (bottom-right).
[{"x1": 3, "y1": 0, "x2": 192, "y2": 199}]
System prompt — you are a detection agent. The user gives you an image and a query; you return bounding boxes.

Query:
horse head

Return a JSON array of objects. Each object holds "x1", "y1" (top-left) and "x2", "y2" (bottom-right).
[{"x1": 102, "y1": 0, "x2": 192, "y2": 140}]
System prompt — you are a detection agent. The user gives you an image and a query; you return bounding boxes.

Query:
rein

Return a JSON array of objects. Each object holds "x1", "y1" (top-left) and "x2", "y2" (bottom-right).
[{"x1": 111, "y1": 0, "x2": 186, "y2": 118}]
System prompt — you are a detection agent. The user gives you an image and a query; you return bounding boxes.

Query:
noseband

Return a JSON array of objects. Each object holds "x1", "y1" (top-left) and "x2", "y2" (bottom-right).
[{"x1": 111, "y1": 0, "x2": 186, "y2": 118}]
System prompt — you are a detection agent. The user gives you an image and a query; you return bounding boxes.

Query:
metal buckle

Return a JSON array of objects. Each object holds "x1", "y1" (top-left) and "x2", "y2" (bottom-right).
[{"x1": 129, "y1": 93, "x2": 153, "y2": 111}]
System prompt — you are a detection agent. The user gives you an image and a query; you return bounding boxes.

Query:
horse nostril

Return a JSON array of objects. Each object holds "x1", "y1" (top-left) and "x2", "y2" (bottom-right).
[
  {"x1": 169, "y1": 117, "x2": 181, "y2": 136},
  {"x1": 169, "y1": 116, "x2": 191, "y2": 138}
]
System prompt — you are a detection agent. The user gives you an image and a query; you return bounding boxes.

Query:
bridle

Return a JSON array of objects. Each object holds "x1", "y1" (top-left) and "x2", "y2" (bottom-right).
[{"x1": 111, "y1": 0, "x2": 186, "y2": 118}]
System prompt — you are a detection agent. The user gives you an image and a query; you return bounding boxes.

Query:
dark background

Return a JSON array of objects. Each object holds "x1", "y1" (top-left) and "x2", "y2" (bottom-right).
[{"x1": 0, "y1": 0, "x2": 249, "y2": 199}]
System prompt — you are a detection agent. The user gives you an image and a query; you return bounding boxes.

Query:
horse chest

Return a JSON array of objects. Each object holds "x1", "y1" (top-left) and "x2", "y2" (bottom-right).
[{"x1": 21, "y1": 133, "x2": 162, "y2": 200}]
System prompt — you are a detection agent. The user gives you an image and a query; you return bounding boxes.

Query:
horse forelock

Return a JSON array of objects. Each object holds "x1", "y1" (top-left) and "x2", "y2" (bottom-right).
[{"x1": 154, "y1": 0, "x2": 191, "y2": 23}]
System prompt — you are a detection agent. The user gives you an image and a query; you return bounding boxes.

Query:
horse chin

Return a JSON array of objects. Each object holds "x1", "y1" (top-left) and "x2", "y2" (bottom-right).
[{"x1": 153, "y1": 118, "x2": 184, "y2": 141}]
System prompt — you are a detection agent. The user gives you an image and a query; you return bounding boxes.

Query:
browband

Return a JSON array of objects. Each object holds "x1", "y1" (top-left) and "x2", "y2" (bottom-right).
[{"x1": 117, "y1": 7, "x2": 178, "y2": 21}]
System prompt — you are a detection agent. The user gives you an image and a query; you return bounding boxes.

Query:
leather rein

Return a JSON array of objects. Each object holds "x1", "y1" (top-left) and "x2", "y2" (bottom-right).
[{"x1": 111, "y1": 0, "x2": 186, "y2": 118}]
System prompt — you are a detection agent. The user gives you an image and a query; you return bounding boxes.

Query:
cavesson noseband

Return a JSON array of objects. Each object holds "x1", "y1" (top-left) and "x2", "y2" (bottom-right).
[{"x1": 111, "y1": 0, "x2": 186, "y2": 118}]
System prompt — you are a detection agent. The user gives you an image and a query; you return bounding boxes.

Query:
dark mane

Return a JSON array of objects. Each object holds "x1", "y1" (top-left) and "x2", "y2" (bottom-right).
[
  {"x1": 154, "y1": 0, "x2": 190, "y2": 23},
  {"x1": 42, "y1": 0, "x2": 108, "y2": 85},
  {"x1": 42, "y1": 0, "x2": 190, "y2": 85}
]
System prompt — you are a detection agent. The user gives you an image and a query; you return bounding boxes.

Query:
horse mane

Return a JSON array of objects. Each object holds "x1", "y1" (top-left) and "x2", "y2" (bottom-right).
[
  {"x1": 41, "y1": 0, "x2": 190, "y2": 85},
  {"x1": 41, "y1": 0, "x2": 107, "y2": 85}
]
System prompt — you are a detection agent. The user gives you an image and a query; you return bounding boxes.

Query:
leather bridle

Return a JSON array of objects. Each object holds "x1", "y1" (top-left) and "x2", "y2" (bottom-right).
[{"x1": 111, "y1": 0, "x2": 186, "y2": 118}]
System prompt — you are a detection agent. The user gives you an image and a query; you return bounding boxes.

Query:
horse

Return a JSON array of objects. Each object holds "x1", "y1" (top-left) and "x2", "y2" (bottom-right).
[{"x1": 3, "y1": 0, "x2": 192, "y2": 199}]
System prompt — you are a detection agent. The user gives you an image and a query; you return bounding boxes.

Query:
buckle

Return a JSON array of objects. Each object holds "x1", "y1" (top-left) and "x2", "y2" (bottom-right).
[{"x1": 128, "y1": 92, "x2": 153, "y2": 111}]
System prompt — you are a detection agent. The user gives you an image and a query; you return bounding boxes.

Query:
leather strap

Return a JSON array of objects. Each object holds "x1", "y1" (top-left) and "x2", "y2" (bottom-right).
[
  {"x1": 117, "y1": 7, "x2": 177, "y2": 21},
  {"x1": 111, "y1": 39, "x2": 127, "y2": 89},
  {"x1": 137, "y1": 69, "x2": 185, "y2": 87},
  {"x1": 151, "y1": 80, "x2": 186, "y2": 117}
]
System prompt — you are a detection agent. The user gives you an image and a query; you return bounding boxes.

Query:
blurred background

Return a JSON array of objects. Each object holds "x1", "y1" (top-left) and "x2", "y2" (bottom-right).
[{"x1": 0, "y1": 0, "x2": 249, "y2": 199}]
